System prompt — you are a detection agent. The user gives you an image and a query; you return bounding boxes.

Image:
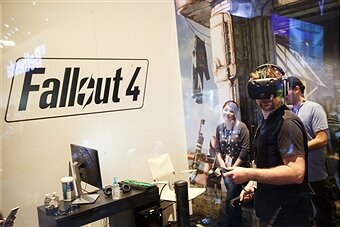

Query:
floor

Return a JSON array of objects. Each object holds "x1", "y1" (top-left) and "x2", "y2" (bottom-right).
[{"x1": 184, "y1": 184, "x2": 340, "y2": 227}]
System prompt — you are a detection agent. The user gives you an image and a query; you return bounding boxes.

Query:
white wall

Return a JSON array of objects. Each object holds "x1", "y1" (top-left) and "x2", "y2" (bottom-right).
[
  {"x1": 1, "y1": 1, "x2": 187, "y2": 226},
  {"x1": 0, "y1": 0, "x2": 3, "y2": 213}
]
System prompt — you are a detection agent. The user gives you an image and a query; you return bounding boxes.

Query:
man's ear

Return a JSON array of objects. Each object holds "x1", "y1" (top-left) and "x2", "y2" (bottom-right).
[{"x1": 294, "y1": 85, "x2": 301, "y2": 93}]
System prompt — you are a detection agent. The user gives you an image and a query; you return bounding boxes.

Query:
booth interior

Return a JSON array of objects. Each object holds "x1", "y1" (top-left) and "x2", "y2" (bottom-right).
[
  {"x1": 1, "y1": 0, "x2": 339, "y2": 227},
  {"x1": 37, "y1": 144, "x2": 207, "y2": 227}
]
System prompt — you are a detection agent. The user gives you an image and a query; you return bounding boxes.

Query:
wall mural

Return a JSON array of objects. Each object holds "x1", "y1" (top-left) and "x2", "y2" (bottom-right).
[
  {"x1": 173, "y1": 0, "x2": 339, "y2": 223},
  {"x1": 174, "y1": 0, "x2": 238, "y2": 222}
]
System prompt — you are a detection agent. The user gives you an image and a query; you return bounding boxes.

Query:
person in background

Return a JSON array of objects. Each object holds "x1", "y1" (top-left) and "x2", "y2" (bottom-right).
[
  {"x1": 214, "y1": 100, "x2": 250, "y2": 227},
  {"x1": 224, "y1": 63, "x2": 312, "y2": 226},
  {"x1": 285, "y1": 76, "x2": 337, "y2": 227}
]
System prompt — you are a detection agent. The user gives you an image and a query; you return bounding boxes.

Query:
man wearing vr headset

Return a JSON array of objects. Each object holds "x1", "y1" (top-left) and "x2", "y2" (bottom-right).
[{"x1": 223, "y1": 64, "x2": 312, "y2": 226}]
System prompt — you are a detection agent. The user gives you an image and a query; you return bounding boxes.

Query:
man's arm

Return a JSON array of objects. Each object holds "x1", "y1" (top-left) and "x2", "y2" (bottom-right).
[
  {"x1": 224, "y1": 154, "x2": 306, "y2": 185},
  {"x1": 308, "y1": 103, "x2": 328, "y2": 150},
  {"x1": 234, "y1": 122, "x2": 250, "y2": 166},
  {"x1": 308, "y1": 130, "x2": 327, "y2": 150}
]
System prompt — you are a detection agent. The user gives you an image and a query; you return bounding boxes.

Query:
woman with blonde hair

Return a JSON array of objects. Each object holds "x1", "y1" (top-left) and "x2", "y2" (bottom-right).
[{"x1": 214, "y1": 100, "x2": 250, "y2": 227}]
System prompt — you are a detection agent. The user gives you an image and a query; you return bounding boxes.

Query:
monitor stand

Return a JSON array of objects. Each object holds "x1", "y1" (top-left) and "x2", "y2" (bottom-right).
[{"x1": 72, "y1": 193, "x2": 99, "y2": 204}]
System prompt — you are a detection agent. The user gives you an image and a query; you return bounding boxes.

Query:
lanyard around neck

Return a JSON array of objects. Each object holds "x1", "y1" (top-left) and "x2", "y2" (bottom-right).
[{"x1": 295, "y1": 99, "x2": 306, "y2": 115}]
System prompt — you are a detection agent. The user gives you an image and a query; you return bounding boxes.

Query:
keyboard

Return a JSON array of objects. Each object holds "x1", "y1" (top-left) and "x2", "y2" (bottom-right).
[{"x1": 121, "y1": 179, "x2": 156, "y2": 191}]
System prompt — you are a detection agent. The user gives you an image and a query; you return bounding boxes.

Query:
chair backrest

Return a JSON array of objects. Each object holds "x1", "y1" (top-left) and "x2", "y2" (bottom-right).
[{"x1": 148, "y1": 153, "x2": 175, "y2": 188}]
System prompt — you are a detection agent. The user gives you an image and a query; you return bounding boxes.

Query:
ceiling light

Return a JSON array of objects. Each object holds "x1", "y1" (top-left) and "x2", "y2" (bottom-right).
[{"x1": 0, "y1": 40, "x2": 16, "y2": 47}]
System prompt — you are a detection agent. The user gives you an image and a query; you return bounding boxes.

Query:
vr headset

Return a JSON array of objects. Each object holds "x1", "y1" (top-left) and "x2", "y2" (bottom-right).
[
  {"x1": 247, "y1": 64, "x2": 287, "y2": 99},
  {"x1": 247, "y1": 78, "x2": 285, "y2": 99}
]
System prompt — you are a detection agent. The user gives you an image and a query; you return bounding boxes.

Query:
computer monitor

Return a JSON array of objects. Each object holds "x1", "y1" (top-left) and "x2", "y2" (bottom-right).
[{"x1": 70, "y1": 144, "x2": 103, "y2": 204}]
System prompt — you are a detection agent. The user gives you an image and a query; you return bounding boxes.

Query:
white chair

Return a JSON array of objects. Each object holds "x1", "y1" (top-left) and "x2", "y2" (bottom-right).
[{"x1": 148, "y1": 153, "x2": 206, "y2": 205}]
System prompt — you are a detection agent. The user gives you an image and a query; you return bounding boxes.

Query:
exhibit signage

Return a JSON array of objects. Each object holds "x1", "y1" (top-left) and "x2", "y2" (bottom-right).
[{"x1": 5, "y1": 57, "x2": 149, "y2": 122}]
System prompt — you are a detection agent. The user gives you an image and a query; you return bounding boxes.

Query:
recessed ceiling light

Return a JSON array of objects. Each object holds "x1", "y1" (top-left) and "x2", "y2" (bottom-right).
[{"x1": 0, "y1": 39, "x2": 16, "y2": 47}]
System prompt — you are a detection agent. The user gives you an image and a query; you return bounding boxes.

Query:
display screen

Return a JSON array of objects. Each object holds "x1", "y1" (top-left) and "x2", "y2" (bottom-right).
[{"x1": 70, "y1": 144, "x2": 103, "y2": 190}]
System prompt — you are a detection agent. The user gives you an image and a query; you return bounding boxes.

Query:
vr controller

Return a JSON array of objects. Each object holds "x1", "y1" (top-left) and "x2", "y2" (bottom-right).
[
  {"x1": 208, "y1": 167, "x2": 232, "y2": 178},
  {"x1": 220, "y1": 167, "x2": 232, "y2": 174},
  {"x1": 247, "y1": 77, "x2": 285, "y2": 99}
]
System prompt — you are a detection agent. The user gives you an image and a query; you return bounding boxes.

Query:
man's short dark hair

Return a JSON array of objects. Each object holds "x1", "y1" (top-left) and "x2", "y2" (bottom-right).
[{"x1": 288, "y1": 76, "x2": 305, "y2": 94}]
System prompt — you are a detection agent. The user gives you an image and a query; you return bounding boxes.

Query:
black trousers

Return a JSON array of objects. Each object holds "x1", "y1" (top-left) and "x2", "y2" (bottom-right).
[
  {"x1": 259, "y1": 218, "x2": 311, "y2": 227},
  {"x1": 310, "y1": 179, "x2": 337, "y2": 227},
  {"x1": 224, "y1": 178, "x2": 243, "y2": 227}
]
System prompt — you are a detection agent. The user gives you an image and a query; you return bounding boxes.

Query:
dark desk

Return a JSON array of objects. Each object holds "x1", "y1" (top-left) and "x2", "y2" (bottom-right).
[{"x1": 37, "y1": 188, "x2": 160, "y2": 227}]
